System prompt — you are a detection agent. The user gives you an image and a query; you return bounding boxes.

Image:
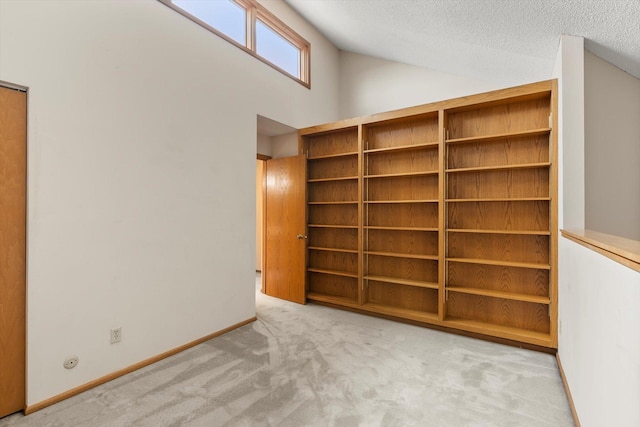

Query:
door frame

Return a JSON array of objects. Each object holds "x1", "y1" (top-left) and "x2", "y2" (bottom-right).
[
  {"x1": 257, "y1": 153, "x2": 271, "y2": 294},
  {"x1": 0, "y1": 79, "x2": 28, "y2": 416}
]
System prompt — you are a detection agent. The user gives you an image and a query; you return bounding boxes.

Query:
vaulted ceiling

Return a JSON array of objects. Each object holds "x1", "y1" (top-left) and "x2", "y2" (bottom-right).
[{"x1": 286, "y1": 0, "x2": 640, "y2": 85}]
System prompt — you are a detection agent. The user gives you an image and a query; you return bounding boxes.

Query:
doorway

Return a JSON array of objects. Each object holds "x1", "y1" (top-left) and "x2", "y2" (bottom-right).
[
  {"x1": 256, "y1": 115, "x2": 302, "y2": 300},
  {"x1": 0, "y1": 82, "x2": 27, "y2": 418}
]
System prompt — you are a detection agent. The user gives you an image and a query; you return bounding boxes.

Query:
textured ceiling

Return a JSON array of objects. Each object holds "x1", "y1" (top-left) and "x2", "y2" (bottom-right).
[{"x1": 285, "y1": 0, "x2": 640, "y2": 85}]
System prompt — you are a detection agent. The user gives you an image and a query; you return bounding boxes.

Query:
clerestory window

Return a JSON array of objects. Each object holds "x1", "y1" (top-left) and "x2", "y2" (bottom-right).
[{"x1": 159, "y1": 0, "x2": 310, "y2": 87}]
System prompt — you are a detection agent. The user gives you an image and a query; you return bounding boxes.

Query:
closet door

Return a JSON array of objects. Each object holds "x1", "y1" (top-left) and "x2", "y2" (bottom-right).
[
  {"x1": 0, "y1": 85, "x2": 27, "y2": 417},
  {"x1": 264, "y1": 155, "x2": 307, "y2": 304}
]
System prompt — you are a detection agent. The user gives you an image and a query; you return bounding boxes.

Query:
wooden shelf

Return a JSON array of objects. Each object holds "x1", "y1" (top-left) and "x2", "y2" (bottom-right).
[
  {"x1": 365, "y1": 251, "x2": 438, "y2": 260},
  {"x1": 307, "y1": 268, "x2": 358, "y2": 278},
  {"x1": 445, "y1": 128, "x2": 551, "y2": 145},
  {"x1": 365, "y1": 275, "x2": 438, "y2": 289},
  {"x1": 363, "y1": 303, "x2": 438, "y2": 323},
  {"x1": 365, "y1": 226, "x2": 438, "y2": 232},
  {"x1": 446, "y1": 286, "x2": 550, "y2": 304},
  {"x1": 308, "y1": 201, "x2": 358, "y2": 205},
  {"x1": 364, "y1": 171, "x2": 438, "y2": 179},
  {"x1": 444, "y1": 317, "x2": 552, "y2": 347},
  {"x1": 307, "y1": 292, "x2": 358, "y2": 306},
  {"x1": 308, "y1": 224, "x2": 358, "y2": 229},
  {"x1": 308, "y1": 176, "x2": 358, "y2": 183},
  {"x1": 364, "y1": 141, "x2": 438, "y2": 154},
  {"x1": 447, "y1": 229, "x2": 550, "y2": 236},
  {"x1": 308, "y1": 246, "x2": 358, "y2": 254},
  {"x1": 446, "y1": 162, "x2": 550, "y2": 174},
  {"x1": 308, "y1": 151, "x2": 358, "y2": 160},
  {"x1": 364, "y1": 199, "x2": 438, "y2": 204},
  {"x1": 446, "y1": 197, "x2": 550, "y2": 203},
  {"x1": 446, "y1": 257, "x2": 550, "y2": 270}
]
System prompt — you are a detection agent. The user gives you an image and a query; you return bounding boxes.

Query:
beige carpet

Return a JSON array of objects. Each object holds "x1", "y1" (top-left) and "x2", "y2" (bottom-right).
[{"x1": 0, "y1": 274, "x2": 573, "y2": 426}]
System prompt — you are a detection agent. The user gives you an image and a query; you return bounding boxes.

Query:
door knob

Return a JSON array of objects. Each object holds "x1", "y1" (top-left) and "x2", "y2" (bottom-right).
[{"x1": 297, "y1": 234, "x2": 308, "y2": 240}]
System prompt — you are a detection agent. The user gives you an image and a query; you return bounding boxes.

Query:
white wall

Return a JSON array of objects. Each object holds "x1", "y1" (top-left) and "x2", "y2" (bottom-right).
[
  {"x1": 559, "y1": 238, "x2": 640, "y2": 426},
  {"x1": 552, "y1": 35, "x2": 585, "y2": 230},
  {"x1": 256, "y1": 132, "x2": 297, "y2": 158},
  {"x1": 554, "y1": 35, "x2": 640, "y2": 426},
  {"x1": 584, "y1": 52, "x2": 640, "y2": 240},
  {"x1": 271, "y1": 132, "x2": 299, "y2": 158},
  {"x1": 257, "y1": 134, "x2": 273, "y2": 157},
  {"x1": 0, "y1": 0, "x2": 339, "y2": 405},
  {"x1": 338, "y1": 51, "x2": 503, "y2": 119}
]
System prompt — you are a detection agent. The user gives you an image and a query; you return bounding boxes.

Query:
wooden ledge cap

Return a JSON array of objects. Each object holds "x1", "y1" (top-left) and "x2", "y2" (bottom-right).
[{"x1": 561, "y1": 229, "x2": 640, "y2": 273}]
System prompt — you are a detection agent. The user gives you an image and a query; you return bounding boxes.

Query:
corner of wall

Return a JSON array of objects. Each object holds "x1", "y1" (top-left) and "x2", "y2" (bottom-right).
[
  {"x1": 553, "y1": 35, "x2": 585, "y2": 231},
  {"x1": 584, "y1": 51, "x2": 640, "y2": 240}
]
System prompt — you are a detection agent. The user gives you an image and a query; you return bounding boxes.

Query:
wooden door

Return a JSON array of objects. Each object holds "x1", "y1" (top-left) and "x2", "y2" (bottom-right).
[
  {"x1": 264, "y1": 155, "x2": 306, "y2": 304},
  {"x1": 0, "y1": 85, "x2": 27, "y2": 417}
]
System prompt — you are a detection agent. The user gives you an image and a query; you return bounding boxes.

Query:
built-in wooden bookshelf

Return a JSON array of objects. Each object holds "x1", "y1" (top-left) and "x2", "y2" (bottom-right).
[
  {"x1": 361, "y1": 113, "x2": 441, "y2": 320},
  {"x1": 298, "y1": 80, "x2": 558, "y2": 348},
  {"x1": 303, "y1": 126, "x2": 360, "y2": 304},
  {"x1": 443, "y1": 88, "x2": 556, "y2": 345}
]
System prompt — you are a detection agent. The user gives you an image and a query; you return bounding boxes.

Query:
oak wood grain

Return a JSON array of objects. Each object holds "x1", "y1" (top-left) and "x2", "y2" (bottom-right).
[
  {"x1": 447, "y1": 233, "x2": 550, "y2": 265},
  {"x1": 307, "y1": 271, "x2": 358, "y2": 301},
  {"x1": 264, "y1": 155, "x2": 307, "y2": 304},
  {"x1": 365, "y1": 254, "x2": 438, "y2": 283},
  {"x1": 447, "y1": 200, "x2": 549, "y2": 231},
  {"x1": 305, "y1": 128, "x2": 358, "y2": 158},
  {"x1": 308, "y1": 155, "x2": 358, "y2": 180},
  {"x1": 446, "y1": 293, "x2": 550, "y2": 333},
  {"x1": 365, "y1": 115, "x2": 439, "y2": 150},
  {"x1": 368, "y1": 281, "x2": 438, "y2": 313},
  {"x1": 0, "y1": 86, "x2": 26, "y2": 418}
]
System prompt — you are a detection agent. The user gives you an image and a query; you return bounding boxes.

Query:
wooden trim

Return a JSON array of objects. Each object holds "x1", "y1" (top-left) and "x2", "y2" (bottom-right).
[
  {"x1": 357, "y1": 124, "x2": 364, "y2": 305},
  {"x1": 253, "y1": 2, "x2": 311, "y2": 85},
  {"x1": 0, "y1": 85, "x2": 27, "y2": 418},
  {"x1": 0, "y1": 80, "x2": 28, "y2": 92},
  {"x1": 156, "y1": 0, "x2": 310, "y2": 88},
  {"x1": 365, "y1": 80, "x2": 552, "y2": 123},
  {"x1": 561, "y1": 229, "x2": 640, "y2": 273},
  {"x1": 556, "y1": 353, "x2": 581, "y2": 427},
  {"x1": 243, "y1": 0, "x2": 256, "y2": 52},
  {"x1": 550, "y1": 79, "x2": 559, "y2": 347},
  {"x1": 438, "y1": 109, "x2": 446, "y2": 322},
  {"x1": 256, "y1": 156, "x2": 269, "y2": 286},
  {"x1": 24, "y1": 317, "x2": 257, "y2": 415},
  {"x1": 299, "y1": 121, "x2": 361, "y2": 137},
  {"x1": 260, "y1": 157, "x2": 268, "y2": 292},
  {"x1": 299, "y1": 80, "x2": 555, "y2": 134}
]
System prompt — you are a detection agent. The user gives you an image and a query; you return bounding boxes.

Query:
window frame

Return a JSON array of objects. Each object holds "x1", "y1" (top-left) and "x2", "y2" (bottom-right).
[{"x1": 158, "y1": 0, "x2": 311, "y2": 88}]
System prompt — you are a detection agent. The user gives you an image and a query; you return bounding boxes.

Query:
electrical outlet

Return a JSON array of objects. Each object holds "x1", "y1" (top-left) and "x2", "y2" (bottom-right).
[
  {"x1": 111, "y1": 327, "x2": 122, "y2": 344},
  {"x1": 64, "y1": 356, "x2": 79, "y2": 369}
]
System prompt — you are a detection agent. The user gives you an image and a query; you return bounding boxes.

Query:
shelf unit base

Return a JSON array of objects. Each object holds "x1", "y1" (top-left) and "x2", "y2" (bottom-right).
[{"x1": 306, "y1": 296, "x2": 555, "y2": 352}]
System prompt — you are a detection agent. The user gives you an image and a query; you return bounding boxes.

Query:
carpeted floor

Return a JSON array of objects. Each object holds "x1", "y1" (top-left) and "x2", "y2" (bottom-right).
[{"x1": 1, "y1": 274, "x2": 573, "y2": 426}]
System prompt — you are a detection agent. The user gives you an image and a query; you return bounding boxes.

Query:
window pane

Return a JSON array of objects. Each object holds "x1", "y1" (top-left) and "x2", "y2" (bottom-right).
[
  {"x1": 173, "y1": 0, "x2": 246, "y2": 45},
  {"x1": 256, "y1": 19, "x2": 300, "y2": 78}
]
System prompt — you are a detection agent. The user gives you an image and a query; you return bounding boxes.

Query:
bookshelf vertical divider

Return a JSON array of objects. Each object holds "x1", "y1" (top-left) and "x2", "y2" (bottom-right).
[
  {"x1": 299, "y1": 80, "x2": 558, "y2": 349},
  {"x1": 357, "y1": 124, "x2": 365, "y2": 305},
  {"x1": 438, "y1": 109, "x2": 447, "y2": 322}
]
